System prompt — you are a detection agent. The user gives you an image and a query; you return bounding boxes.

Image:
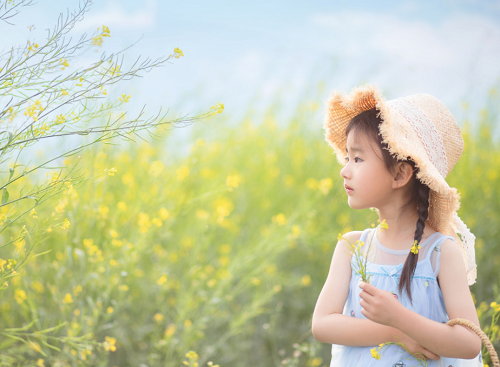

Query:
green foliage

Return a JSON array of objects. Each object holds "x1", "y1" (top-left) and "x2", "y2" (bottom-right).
[{"x1": 0, "y1": 90, "x2": 498, "y2": 366}]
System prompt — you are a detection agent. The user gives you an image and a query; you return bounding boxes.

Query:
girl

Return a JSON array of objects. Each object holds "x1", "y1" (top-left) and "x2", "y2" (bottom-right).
[{"x1": 312, "y1": 85, "x2": 483, "y2": 367}]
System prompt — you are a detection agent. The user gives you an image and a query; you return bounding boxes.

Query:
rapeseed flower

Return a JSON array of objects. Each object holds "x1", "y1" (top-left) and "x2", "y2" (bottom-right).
[
  {"x1": 302, "y1": 274, "x2": 311, "y2": 286},
  {"x1": 380, "y1": 219, "x2": 389, "y2": 230},
  {"x1": 60, "y1": 218, "x2": 70, "y2": 229},
  {"x1": 62, "y1": 293, "x2": 73, "y2": 304},
  {"x1": 370, "y1": 347, "x2": 381, "y2": 360},
  {"x1": 103, "y1": 336, "x2": 116, "y2": 352},
  {"x1": 157, "y1": 275, "x2": 167, "y2": 285},
  {"x1": 173, "y1": 47, "x2": 184, "y2": 58},
  {"x1": 165, "y1": 324, "x2": 175, "y2": 337},
  {"x1": 118, "y1": 94, "x2": 130, "y2": 103},
  {"x1": 318, "y1": 178, "x2": 333, "y2": 195},
  {"x1": 60, "y1": 58, "x2": 69, "y2": 70},
  {"x1": 272, "y1": 213, "x2": 287, "y2": 225},
  {"x1": 14, "y1": 289, "x2": 26, "y2": 304},
  {"x1": 411, "y1": 240, "x2": 421, "y2": 255}
]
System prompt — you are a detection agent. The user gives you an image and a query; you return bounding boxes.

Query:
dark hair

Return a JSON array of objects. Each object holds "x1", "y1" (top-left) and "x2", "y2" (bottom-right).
[{"x1": 345, "y1": 107, "x2": 430, "y2": 304}]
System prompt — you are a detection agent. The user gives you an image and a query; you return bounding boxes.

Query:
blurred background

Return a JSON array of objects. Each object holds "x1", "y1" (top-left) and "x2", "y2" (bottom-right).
[
  {"x1": 5, "y1": 0, "x2": 500, "y2": 132},
  {"x1": 1, "y1": 1, "x2": 499, "y2": 366}
]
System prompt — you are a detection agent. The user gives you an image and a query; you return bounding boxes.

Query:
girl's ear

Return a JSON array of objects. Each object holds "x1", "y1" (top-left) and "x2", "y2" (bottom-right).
[{"x1": 392, "y1": 162, "x2": 413, "y2": 189}]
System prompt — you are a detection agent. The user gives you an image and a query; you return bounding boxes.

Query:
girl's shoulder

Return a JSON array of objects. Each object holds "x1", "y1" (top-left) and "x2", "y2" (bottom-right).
[
  {"x1": 337, "y1": 230, "x2": 364, "y2": 246},
  {"x1": 336, "y1": 230, "x2": 364, "y2": 257}
]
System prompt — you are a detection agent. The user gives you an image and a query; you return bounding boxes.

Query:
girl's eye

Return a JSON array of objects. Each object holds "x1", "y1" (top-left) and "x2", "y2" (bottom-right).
[{"x1": 344, "y1": 156, "x2": 362, "y2": 163}]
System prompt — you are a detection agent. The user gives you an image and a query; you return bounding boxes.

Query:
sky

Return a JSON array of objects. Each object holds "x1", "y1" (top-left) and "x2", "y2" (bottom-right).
[{"x1": 2, "y1": 0, "x2": 500, "y2": 158}]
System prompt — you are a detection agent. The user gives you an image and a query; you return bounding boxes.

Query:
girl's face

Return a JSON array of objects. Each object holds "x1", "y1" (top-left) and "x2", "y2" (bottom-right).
[{"x1": 340, "y1": 130, "x2": 396, "y2": 210}]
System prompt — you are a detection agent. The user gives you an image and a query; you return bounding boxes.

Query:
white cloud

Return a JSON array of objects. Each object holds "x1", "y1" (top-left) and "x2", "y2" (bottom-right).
[
  {"x1": 72, "y1": 0, "x2": 157, "y2": 32},
  {"x1": 307, "y1": 10, "x2": 500, "y2": 108}
]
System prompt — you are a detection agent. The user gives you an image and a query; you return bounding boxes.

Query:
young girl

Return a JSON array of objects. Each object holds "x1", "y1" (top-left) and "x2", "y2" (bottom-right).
[{"x1": 312, "y1": 85, "x2": 483, "y2": 367}]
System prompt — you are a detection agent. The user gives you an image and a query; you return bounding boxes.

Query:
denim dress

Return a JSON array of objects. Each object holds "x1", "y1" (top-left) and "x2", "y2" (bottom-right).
[{"x1": 330, "y1": 227, "x2": 483, "y2": 367}]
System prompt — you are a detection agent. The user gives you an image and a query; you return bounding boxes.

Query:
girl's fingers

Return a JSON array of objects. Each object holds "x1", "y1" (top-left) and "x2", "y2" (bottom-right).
[
  {"x1": 359, "y1": 289, "x2": 375, "y2": 301},
  {"x1": 422, "y1": 348, "x2": 440, "y2": 361}
]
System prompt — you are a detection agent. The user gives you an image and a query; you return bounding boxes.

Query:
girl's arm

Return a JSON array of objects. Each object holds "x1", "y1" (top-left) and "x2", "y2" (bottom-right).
[
  {"x1": 392, "y1": 238, "x2": 482, "y2": 359},
  {"x1": 312, "y1": 232, "x2": 437, "y2": 355}
]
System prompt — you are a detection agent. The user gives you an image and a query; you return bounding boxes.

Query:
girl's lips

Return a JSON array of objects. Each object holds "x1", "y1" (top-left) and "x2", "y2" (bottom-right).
[{"x1": 346, "y1": 188, "x2": 354, "y2": 194}]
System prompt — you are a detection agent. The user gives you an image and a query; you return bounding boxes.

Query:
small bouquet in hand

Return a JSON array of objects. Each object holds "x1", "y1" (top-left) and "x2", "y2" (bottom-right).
[{"x1": 339, "y1": 219, "x2": 389, "y2": 284}]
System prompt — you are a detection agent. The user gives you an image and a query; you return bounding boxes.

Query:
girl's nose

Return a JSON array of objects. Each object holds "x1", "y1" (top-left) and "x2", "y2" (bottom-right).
[{"x1": 340, "y1": 164, "x2": 349, "y2": 179}]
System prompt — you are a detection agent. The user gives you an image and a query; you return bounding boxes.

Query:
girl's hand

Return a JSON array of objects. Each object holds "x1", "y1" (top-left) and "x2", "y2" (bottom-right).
[
  {"x1": 358, "y1": 281, "x2": 405, "y2": 328},
  {"x1": 394, "y1": 332, "x2": 441, "y2": 361}
]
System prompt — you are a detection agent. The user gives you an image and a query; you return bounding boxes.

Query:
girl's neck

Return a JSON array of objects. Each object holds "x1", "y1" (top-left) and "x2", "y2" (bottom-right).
[{"x1": 376, "y1": 212, "x2": 436, "y2": 251}]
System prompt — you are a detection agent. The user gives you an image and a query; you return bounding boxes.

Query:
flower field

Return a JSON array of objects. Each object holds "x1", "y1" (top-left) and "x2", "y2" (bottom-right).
[{"x1": 1, "y1": 94, "x2": 499, "y2": 367}]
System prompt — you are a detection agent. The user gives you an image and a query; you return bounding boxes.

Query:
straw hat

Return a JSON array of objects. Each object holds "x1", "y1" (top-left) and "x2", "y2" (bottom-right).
[{"x1": 323, "y1": 84, "x2": 477, "y2": 285}]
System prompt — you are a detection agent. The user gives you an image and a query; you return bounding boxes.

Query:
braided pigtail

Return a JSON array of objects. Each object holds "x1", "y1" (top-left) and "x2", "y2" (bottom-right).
[{"x1": 398, "y1": 177, "x2": 430, "y2": 305}]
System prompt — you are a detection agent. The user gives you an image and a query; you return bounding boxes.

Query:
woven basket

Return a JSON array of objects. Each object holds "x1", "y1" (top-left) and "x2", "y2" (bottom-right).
[{"x1": 446, "y1": 318, "x2": 499, "y2": 366}]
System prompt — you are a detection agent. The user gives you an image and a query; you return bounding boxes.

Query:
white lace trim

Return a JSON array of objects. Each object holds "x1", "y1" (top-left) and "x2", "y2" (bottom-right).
[
  {"x1": 451, "y1": 212, "x2": 477, "y2": 285},
  {"x1": 386, "y1": 98, "x2": 449, "y2": 178}
]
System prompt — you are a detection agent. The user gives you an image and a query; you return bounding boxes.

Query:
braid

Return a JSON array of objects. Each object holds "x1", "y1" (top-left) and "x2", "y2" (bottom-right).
[{"x1": 398, "y1": 178, "x2": 430, "y2": 305}]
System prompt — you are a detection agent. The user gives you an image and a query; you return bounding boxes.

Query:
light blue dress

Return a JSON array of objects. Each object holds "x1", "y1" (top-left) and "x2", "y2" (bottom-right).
[{"x1": 330, "y1": 227, "x2": 483, "y2": 367}]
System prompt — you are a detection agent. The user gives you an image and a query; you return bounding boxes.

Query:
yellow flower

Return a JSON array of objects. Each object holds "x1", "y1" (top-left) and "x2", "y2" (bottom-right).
[
  {"x1": 61, "y1": 89, "x2": 69, "y2": 96},
  {"x1": 410, "y1": 240, "x2": 421, "y2": 255},
  {"x1": 251, "y1": 277, "x2": 261, "y2": 286},
  {"x1": 107, "y1": 307, "x2": 114, "y2": 314},
  {"x1": 174, "y1": 47, "x2": 184, "y2": 58},
  {"x1": 60, "y1": 218, "x2": 70, "y2": 229},
  {"x1": 370, "y1": 347, "x2": 381, "y2": 360},
  {"x1": 118, "y1": 94, "x2": 130, "y2": 102},
  {"x1": 176, "y1": 166, "x2": 189, "y2": 180},
  {"x1": 102, "y1": 25, "x2": 110, "y2": 37},
  {"x1": 103, "y1": 336, "x2": 116, "y2": 352},
  {"x1": 153, "y1": 313, "x2": 163, "y2": 322},
  {"x1": 157, "y1": 275, "x2": 167, "y2": 285},
  {"x1": 60, "y1": 58, "x2": 69, "y2": 70},
  {"x1": 318, "y1": 178, "x2": 333, "y2": 195},
  {"x1": 209, "y1": 102, "x2": 224, "y2": 116},
  {"x1": 301, "y1": 274, "x2": 311, "y2": 286},
  {"x1": 14, "y1": 289, "x2": 27, "y2": 304},
  {"x1": 380, "y1": 219, "x2": 389, "y2": 230},
  {"x1": 158, "y1": 207, "x2": 169, "y2": 220},
  {"x1": 37, "y1": 359, "x2": 45, "y2": 367},
  {"x1": 73, "y1": 284, "x2": 82, "y2": 295},
  {"x1": 164, "y1": 324, "x2": 175, "y2": 337},
  {"x1": 56, "y1": 114, "x2": 65, "y2": 125},
  {"x1": 272, "y1": 213, "x2": 287, "y2": 226},
  {"x1": 62, "y1": 293, "x2": 73, "y2": 304},
  {"x1": 226, "y1": 174, "x2": 241, "y2": 191},
  {"x1": 356, "y1": 240, "x2": 365, "y2": 249},
  {"x1": 107, "y1": 167, "x2": 118, "y2": 176}
]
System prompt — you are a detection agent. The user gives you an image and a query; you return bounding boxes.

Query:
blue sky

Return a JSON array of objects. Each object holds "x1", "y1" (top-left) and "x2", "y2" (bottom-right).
[{"x1": 3, "y1": 0, "x2": 500, "y2": 140}]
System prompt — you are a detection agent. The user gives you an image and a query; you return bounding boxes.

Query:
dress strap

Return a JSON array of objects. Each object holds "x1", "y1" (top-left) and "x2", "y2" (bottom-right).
[
  {"x1": 359, "y1": 228, "x2": 372, "y2": 244},
  {"x1": 425, "y1": 233, "x2": 456, "y2": 262}
]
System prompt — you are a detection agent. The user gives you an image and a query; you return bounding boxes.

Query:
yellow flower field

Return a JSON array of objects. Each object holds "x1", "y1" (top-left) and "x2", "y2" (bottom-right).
[{"x1": 0, "y1": 91, "x2": 499, "y2": 366}]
